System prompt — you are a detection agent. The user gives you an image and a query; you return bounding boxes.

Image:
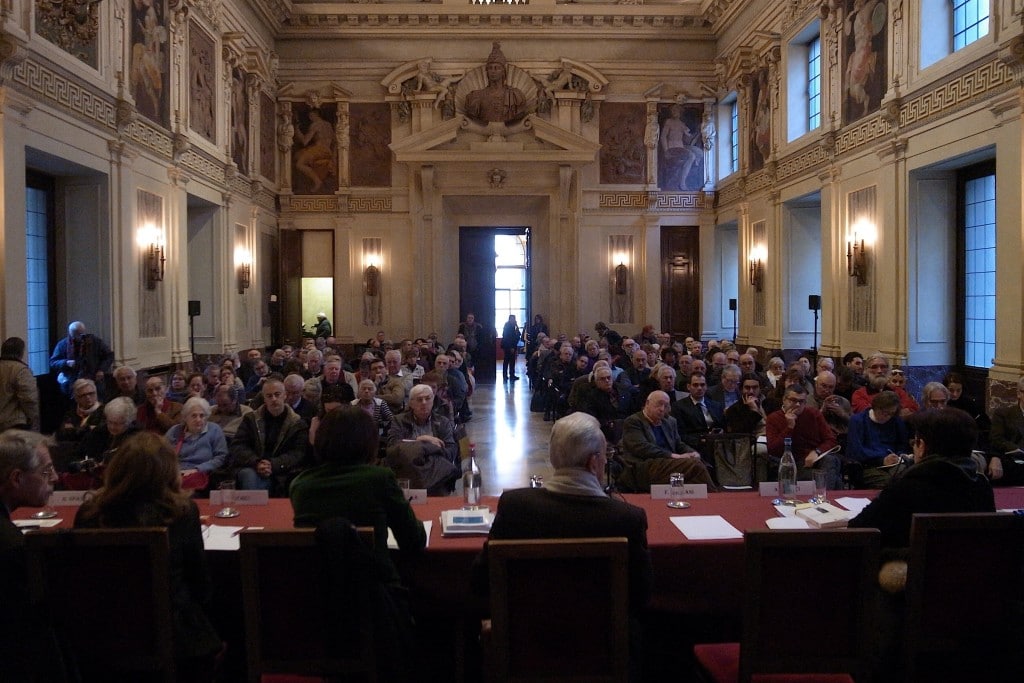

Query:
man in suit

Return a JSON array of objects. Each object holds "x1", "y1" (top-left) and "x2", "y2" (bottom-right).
[
  {"x1": 671, "y1": 371, "x2": 724, "y2": 449},
  {"x1": 986, "y1": 376, "x2": 1024, "y2": 485},
  {"x1": 474, "y1": 411, "x2": 652, "y2": 614},
  {"x1": 707, "y1": 364, "x2": 742, "y2": 410},
  {"x1": 620, "y1": 391, "x2": 715, "y2": 490},
  {"x1": 283, "y1": 373, "x2": 317, "y2": 425}
]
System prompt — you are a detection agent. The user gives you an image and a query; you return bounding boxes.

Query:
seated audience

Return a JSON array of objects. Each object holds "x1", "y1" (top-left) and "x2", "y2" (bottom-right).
[
  {"x1": 231, "y1": 378, "x2": 309, "y2": 494},
  {"x1": 56, "y1": 378, "x2": 104, "y2": 443},
  {"x1": 765, "y1": 384, "x2": 843, "y2": 489},
  {"x1": 0, "y1": 337, "x2": 38, "y2": 433},
  {"x1": 846, "y1": 391, "x2": 912, "y2": 488},
  {"x1": 708, "y1": 364, "x2": 742, "y2": 410},
  {"x1": 920, "y1": 381, "x2": 950, "y2": 410},
  {"x1": 218, "y1": 367, "x2": 246, "y2": 405},
  {"x1": 573, "y1": 363, "x2": 630, "y2": 443},
  {"x1": 74, "y1": 432, "x2": 222, "y2": 676},
  {"x1": 137, "y1": 376, "x2": 183, "y2": 434},
  {"x1": 352, "y1": 379, "x2": 395, "y2": 438},
  {"x1": 620, "y1": 390, "x2": 715, "y2": 490},
  {"x1": 283, "y1": 373, "x2": 317, "y2": 425},
  {"x1": 166, "y1": 371, "x2": 190, "y2": 404},
  {"x1": 385, "y1": 384, "x2": 459, "y2": 495},
  {"x1": 806, "y1": 370, "x2": 852, "y2": 447},
  {"x1": 985, "y1": 375, "x2": 1024, "y2": 485},
  {"x1": 78, "y1": 397, "x2": 141, "y2": 463},
  {"x1": 319, "y1": 357, "x2": 356, "y2": 407},
  {"x1": 671, "y1": 372, "x2": 724, "y2": 450},
  {"x1": 723, "y1": 372, "x2": 767, "y2": 437},
  {"x1": 165, "y1": 396, "x2": 229, "y2": 477},
  {"x1": 208, "y1": 383, "x2": 253, "y2": 441},
  {"x1": 380, "y1": 349, "x2": 412, "y2": 414},
  {"x1": 111, "y1": 365, "x2": 145, "y2": 406},
  {"x1": 850, "y1": 353, "x2": 919, "y2": 415},
  {"x1": 850, "y1": 408, "x2": 995, "y2": 548}
]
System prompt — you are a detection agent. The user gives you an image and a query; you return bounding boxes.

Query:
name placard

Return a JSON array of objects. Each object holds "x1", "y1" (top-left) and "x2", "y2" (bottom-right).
[
  {"x1": 405, "y1": 489, "x2": 428, "y2": 505},
  {"x1": 209, "y1": 490, "x2": 269, "y2": 506},
  {"x1": 47, "y1": 491, "x2": 87, "y2": 506},
  {"x1": 758, "y1": 481, "x2": 816, "y2": 497},
  {"x1": 650, "y1": 484, "x2": 708, "y2": 500}
]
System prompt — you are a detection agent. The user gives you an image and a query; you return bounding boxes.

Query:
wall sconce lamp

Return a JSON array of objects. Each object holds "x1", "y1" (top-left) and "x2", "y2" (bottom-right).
[
  {"x1": 847, "y1": 221, "x2": 872, "y2": 286},
  {"x1": 748, "y1": 244, "x2": 766, "y2": 292},
  {"x1": 363, "y1": 255, "x2": 381, "y2": 297},
  {"x1": 612, "y1": 252, "x2": 629, "y2": 295},
  {"x1": 138, "y1": 223, "x2": 165, "y2": 290},
  {"x1": 235, "y1": 247, "x2": 252, "y2": 295}
]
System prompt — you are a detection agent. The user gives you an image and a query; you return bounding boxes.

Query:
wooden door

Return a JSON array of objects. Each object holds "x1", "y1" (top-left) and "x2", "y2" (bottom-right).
[
  {"x1": 661, "y1": 226, "x2": 700, "y2": 339},
  {"x1": 459, "y1": 229, "x2": 497, "y2": 384}
]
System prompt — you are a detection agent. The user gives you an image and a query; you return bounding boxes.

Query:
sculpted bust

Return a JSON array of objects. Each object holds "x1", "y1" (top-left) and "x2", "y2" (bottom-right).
[{"x1": 464, "y1": 42, "x2": 526, "y2": 125}]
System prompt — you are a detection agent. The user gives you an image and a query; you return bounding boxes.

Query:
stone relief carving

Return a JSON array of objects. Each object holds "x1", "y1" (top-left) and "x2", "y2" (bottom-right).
[{"x1": 35, "y1": 0, "x2": 101, "y2": 67}]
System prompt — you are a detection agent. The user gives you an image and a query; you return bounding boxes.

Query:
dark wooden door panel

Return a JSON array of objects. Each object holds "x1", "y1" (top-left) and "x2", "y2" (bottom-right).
[{"x1": 661, "y1": 226, "x2": 700, "y2": 339}]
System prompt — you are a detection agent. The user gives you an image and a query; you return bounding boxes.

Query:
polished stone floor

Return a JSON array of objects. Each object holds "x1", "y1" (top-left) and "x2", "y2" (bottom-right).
[{"x1": 460, "y1": 359, "x2": 553, "y2": 495}]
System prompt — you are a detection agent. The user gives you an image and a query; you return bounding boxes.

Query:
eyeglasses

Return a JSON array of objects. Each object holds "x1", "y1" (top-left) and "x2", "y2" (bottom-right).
[{"x1": 33, "y1": 464, "x2": 56, "y2": 477}]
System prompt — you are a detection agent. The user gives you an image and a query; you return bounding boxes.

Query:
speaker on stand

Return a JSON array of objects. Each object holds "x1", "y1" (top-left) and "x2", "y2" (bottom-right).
[
  {"x1": 808, "y1": 295, "x2": 821, "y2": 358},
  {"x1": 728, "y1": 298, "x2": 737, "y2": 343},
  {"x1": 188, "y1": 300, "x2": 201, "y2": 360}
]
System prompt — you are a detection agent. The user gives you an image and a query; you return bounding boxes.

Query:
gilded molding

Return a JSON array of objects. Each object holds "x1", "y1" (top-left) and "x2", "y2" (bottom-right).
[
  {"x1": 286, "y1": 195, "x2": 341, "y2": 212},
  {"x1": 11, "y1": 58, "x2": 115, "y2": 127},
  {"x1": 348, "y1": 196, "x2": 393, "y2": 213},
  {"x1": 596, "y1": 191, "x2": 707, "y2": 211}
]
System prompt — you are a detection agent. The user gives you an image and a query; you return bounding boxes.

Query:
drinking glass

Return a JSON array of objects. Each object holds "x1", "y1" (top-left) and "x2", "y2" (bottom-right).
[
  {"x1": 667, "y1": 472, "x2": 690, "y2": 509},
  {"x1": 215, "y1": 481, "x2": 240, "y2": 519},
  {"x1": 812, "y1": 469, "x2": 828, "y2": 504},
  {"x1": 32, "y1": 492, "x2": 58, "y2": 520},
  {"x1": 397, "y1": 478, "x2": 411, "y2": 501}
]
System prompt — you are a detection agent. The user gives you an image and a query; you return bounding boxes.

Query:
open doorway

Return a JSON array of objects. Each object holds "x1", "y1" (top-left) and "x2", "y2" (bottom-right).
[{"x1": 459, "y1": 227, "x2": 531, "y2": 384}]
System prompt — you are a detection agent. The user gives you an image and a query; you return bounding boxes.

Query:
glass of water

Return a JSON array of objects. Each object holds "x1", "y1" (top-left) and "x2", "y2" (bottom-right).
[
  {"x1": 667, "y1": 472, "x2": 690, "y2": 509},
  {"x1": 812, "y1": 469, "x2": 828, "y2": 504},
  {"x1": 215, "y1": 481, "x2": 240, "y2": 519}
]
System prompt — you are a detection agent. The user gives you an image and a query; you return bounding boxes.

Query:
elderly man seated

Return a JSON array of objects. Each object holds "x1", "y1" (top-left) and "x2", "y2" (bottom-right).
[
  {"x1": 386, "y1": 384, "x2": 459, "y2": 495},
  {"x1": 208, "y1": 383, "x2": 253, "y2": 442},
  {"x1": 111, "y1": 365, "x2": 145, "y2": 405},
  {"x1": 850, "y1": 352, "x2": 919, "y2": 415},
  {"x1": 619, "y1": 390, "x2": 715, "y2": 491}
]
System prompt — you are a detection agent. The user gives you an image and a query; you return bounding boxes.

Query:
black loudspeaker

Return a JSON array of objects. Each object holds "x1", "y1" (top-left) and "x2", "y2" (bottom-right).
[
  {"x1": 728, "y1": 298, "x2": 737, "y2": 311},
  {"x1": 808, "y1": 295, "x2": 821, "y2": 311},
  {"x1": 188, "y1": 300, "x2": 201, "y2": 317}
]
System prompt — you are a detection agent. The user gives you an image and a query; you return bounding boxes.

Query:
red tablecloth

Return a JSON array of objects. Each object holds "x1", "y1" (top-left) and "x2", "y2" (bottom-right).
[{"x1": 18, "y1": 488, "x2": 1024, "y2": 617}]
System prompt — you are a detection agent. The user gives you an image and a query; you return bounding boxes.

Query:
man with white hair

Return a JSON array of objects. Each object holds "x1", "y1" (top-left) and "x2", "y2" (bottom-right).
[
  {"x1": 380, "y1": 349, "x2": 412, "y2": 414},
  {"x1": 111, "y1": 365, "x2": 145, "y2": 406},
  {"x1": 474, "y1": 412, "x2": 652, "y2": 616},
  {"x1": 386, "y1": 384, "x2": 459, "y2": 494},
  {"x1": 850, "y1": 352, "x2": 919, "y2": 415},
  {"x1": 49, "y1": 321, "x2": 114, "y2": 399},
  {"x1": 621, "y1": 390, "x2": 716, "y2": 490}
]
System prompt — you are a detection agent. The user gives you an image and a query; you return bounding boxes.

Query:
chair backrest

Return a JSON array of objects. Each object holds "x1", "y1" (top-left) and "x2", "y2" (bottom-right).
[
  {"x1": 239, "y1": 525, "x2": 377, "y2": 683},
  {"x1": 487, "y1": 537, "x2": 630, "y2": 683},
  {"x1": 739, "y1": 528, "x2": 880, "y2": 683},
  {"x1": 25, "y1": 528, "x2": 175, "y2": 683},
  {"x1": 904, "y1": 512, "x2": 1024, "y2": 682}
]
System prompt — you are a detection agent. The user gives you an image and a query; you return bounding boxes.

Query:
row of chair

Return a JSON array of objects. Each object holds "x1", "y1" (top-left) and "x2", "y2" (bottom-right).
[{"x1": 22, "y1": 511, "x2": 1024, "y2": 683}]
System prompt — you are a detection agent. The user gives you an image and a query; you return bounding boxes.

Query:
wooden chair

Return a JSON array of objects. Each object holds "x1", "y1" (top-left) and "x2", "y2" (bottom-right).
[
  {"x1": 486, "y1": 537, "x2": 630, "y2": 683},
  {"x1": 694, "y1": 528, "x2": 881, "y2": 683},
  {"x1": 239, "y1": 525, "x2": 377, "y2": 683},
  {"x1": 25, "y1": 528, "x2": 175, "y2": 683},
  {"x1": 903, "y1": 512, "x2": 1024, "y2": 683}
]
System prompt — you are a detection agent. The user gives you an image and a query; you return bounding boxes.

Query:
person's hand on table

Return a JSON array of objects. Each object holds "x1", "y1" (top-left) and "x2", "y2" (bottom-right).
[
  {"x1": 883, "y1": 453, "x2": 902, "y2": 466},
  {"x1": 988, "y1": 456, "x2": 1004, "y2": 480},
  {"x1": 256, "y1": 459, "x2": 273, "y2": 477}
]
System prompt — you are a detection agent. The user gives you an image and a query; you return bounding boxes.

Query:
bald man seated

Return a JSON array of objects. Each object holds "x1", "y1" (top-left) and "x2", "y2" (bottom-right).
[{"x1": 618, "y1": 391, "x2": 716, "y2": 491}]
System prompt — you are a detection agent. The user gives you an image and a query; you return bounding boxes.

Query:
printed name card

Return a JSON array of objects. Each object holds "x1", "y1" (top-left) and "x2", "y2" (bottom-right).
[
  {"x1": 650, "y1": 484, "x2": 708, "y2": 500},
  {"x1": 47, "y1": 491, "x2": 87, "y2": 506},
  {"x1": 405, "y1": 489, "x2": 428, "y2": 505},
  {"x1": 758, "y1": 481, "x2": 816, "y2": 497},
  {"x1": 209, "y1": 490, "x2": 269, "y2": 506}
]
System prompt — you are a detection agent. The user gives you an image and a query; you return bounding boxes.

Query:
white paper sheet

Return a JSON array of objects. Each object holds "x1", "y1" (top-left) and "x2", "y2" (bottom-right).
[
  {"x1": 387, "y1": 520, "x2": 432, "y2": 550},
  {"x1": 835, "y1": 497, "x2": 873, "y2": 515},
  {"x1": 766, "y1": 517, "x2": 810, "y2": 529},
  {"x1": 202, "y1": 525, "x2": 264, "y2": 551},
  {"x1": 14, "y1": 518, "x2": 62, "y2": 530},
  {"x1": 670, "y1": 515, "x2": 743, "y2": 540}
]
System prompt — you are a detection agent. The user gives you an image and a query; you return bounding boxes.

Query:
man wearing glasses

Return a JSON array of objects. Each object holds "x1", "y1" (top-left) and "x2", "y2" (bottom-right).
[{"x1": 766, "y1": 384, "x2": 842, "y2": 489}]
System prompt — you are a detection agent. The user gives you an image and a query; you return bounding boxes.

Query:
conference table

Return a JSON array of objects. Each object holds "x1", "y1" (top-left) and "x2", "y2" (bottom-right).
[{"x1": 21, "y1": 487, "x2": 1024, "y2": 618}]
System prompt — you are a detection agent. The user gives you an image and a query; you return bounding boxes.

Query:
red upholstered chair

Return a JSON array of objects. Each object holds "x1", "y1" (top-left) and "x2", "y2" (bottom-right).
[
  {"x1": 26, "y1": 528, "x2": 176, "y2": 683},
  {"x1": 693, "y1": 528, "x2": 880, "y2": 683},
  {"x1": 903, "y1": 512, "x2": 1024, "y2": 683},
  {"x1": 239, "y1": 526, "x2": 377, "y2": 683},
  {"x1": 486, "y1": 537, "x2": 630, "y2": 683}
]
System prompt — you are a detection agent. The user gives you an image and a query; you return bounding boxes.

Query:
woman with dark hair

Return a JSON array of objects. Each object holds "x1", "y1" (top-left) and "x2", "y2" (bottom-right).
[
  {"x1": 942, "y1": 371, "x2": 991, "y2": 437},
  {"x1": 74, "y1": 432, "x2": 221, "y2": 676},
  {"x1": 290, "y1": 405, "x2": 426, "y2": 583}
]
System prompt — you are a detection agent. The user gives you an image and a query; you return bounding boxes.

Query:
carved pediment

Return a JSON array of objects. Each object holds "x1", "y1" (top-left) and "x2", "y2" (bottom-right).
[{"x1": 390, "y1": 115, "x2": 600, "y2": 164}]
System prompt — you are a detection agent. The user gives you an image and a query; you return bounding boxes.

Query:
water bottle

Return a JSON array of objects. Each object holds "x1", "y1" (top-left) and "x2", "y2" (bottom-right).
[
  {"x1": 463, "y1": 443, "x2": 482, "y2": 507},
  {"x1": 778, "y1": 437, "x2": 798, "y2": 505}
]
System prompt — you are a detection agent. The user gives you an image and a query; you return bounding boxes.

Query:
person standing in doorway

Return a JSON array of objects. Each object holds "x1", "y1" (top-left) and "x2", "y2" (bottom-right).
[{"x1": 501, "y1": 315, "x2": 521, "y2": 382}]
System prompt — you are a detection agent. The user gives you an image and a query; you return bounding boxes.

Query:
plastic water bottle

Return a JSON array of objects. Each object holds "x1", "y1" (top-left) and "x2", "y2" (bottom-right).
[
  {"x1": 778, "y1": 437, "x2": 798, "y2": 505},
  {"x1": 463, "y1": 444, "x2": 481, "y2": 507}
]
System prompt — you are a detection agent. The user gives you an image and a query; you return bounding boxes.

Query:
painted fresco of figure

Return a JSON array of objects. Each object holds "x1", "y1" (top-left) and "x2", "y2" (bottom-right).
[
  {"x1": 292, "y1": 106, "x2": 337, "y2": 195},
  {"x1": 659, "y1": 104, "x2": 704, "y2": 191},
  {"x1": 843, "y1": 0, "x2": 887, "y2": 124},
  {"x1": 130, "y1": 0, "x2": 169, "y2": 127}
]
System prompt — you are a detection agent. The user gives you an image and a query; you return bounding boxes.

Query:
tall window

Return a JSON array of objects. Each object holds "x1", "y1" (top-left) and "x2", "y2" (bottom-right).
[
  {"x1": 25, "y1": 174, "x2": 55, "y2": 375},
  {"x1": 953, "y1": 0, "x2": 989, "y2": 51},
  {"x1": 729, "y1": 100, "x2": 739, "y2": 174},
  {"x1": 807, "y1": 36, "x2": 821, "y2": 130},
  {"x1": 958, "y1": 164, "x2": 995, "y2": 369},
  {"x1": 494, "y1": 232, "x2": 528, "y2": 332}
]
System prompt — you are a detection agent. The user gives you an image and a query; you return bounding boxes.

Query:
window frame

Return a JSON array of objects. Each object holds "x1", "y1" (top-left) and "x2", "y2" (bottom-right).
[{"x1": 955, "y1": 160, "x2": 996, "y2": 371}]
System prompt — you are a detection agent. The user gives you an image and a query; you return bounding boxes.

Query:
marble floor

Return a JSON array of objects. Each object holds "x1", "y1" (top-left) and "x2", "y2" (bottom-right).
[{"x1": 460, "y1": 359, "x2": 553, "y2": 495}]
